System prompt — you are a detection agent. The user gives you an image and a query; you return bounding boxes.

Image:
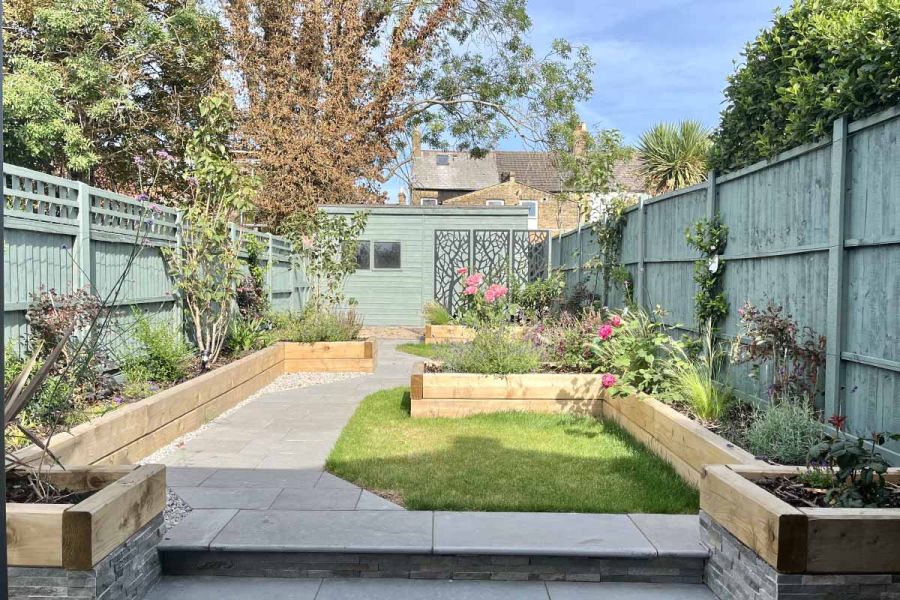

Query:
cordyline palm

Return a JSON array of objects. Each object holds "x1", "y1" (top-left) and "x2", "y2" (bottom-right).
[{"x1": 637, "y1": 120, "x2": 712, "y2": 195}]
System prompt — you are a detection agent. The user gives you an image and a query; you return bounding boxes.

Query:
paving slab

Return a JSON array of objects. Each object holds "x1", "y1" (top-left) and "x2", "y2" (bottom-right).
[
  {"x1": 270, "y1": 487, "x2": 363, "y2": 511},
  {"x1": 145, "y1": 576, "x2": 321, "y2": 600},
  {"x1": 315, "y1": 471, "x2": 362, "y2": 491},
  {"x1": 159, "y1": 509, "x2": 238, "y2": 551},
  {"x1": 547, "y1": 582, "x2": 715, "y2": 599},
  {"x1": 628, "y1": 514, "x2": 708, "y2": 558},
  {"x1": 200, "y1": 468, "x2": 323, "y2": 489},
  {"x1": 210, "y1": 510, "x2": 433, "y2": 553},
  {"x1": 432, "y1": 512, "x2": 657, "y2": 558},
  {"x1": 166, "y1": 467, "x2": 217, "y2": 487},
  {"x1": 173, "y1": 486, "x2": 282, "y2": 510},
  {"x1": 316, "y1": 578, "x2": 550, "y2": 600},
  {"x1": 356, "y1": 491, "x2": 404, "y2": 511}
]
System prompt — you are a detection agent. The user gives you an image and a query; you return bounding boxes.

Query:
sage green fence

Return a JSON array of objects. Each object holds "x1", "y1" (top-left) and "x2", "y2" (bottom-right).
[
  {"x1": 3, "y1": 163, "x2": 304, "y2": 355},
  {"x1": 553, "y1": 105, "x2": 900, "y2": 461}
]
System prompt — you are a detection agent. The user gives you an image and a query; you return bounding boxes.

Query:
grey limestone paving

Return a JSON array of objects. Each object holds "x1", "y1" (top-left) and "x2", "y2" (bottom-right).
[{"x1": 146, "y1": 577, "x2": 716, "y2": 599}]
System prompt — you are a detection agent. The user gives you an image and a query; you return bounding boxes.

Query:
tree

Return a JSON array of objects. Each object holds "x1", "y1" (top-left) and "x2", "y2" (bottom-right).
[
  {"x1": 3, "y1": 0, "x2": 224, "y2": 190},
  {"x1": 637, "y1": 121, "x2": 711, "y2": 195},
  {"x1": 162, "y1": 95, "x2": 258, "y2": 367},
  {"x1": 223, "y1": 0, "x2": 593, "y2": 227},
  {"x1": 711, "y1": 0, "x2": 900, "y2": 172}
]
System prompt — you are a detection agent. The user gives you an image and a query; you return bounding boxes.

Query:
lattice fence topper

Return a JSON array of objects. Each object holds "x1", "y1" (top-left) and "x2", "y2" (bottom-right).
[{"x1": 434, "y1": 228, "x2": 550, "y2": 315}]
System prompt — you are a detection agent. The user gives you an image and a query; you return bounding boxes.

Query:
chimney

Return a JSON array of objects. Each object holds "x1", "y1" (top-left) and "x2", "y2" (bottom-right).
[
  {"x1": 502, "y1": 171, "x2": 516, "y2": 183},
  {"x1": 412, "y1": 128, "x2": 422, "y2": 157},
  {"x1": 397, "y1": 191, "x2": 407, "y2": 205},
  {"x1": 573, "y1": 123, "x2": 588, "y2": 155}
]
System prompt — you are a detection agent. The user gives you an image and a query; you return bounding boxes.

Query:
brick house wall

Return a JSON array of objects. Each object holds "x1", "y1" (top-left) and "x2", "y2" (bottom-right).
[{"x1": 440, "y1": 179, "x2": 581, "y2": 234}]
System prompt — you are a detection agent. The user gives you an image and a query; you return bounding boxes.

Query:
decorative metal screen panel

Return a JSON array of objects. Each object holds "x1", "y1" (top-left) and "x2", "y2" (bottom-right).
[
  {"x1": 434, "y1": 228, "x2": 550, "y2": 315},
  {"x1": 433, "y1": 229, "x2": 471, "y2": 314}
]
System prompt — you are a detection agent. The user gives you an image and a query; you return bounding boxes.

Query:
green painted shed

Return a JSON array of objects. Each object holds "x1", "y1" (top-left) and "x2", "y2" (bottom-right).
[{"x1": 321, "y1": 205, "x2": 529, "y2": 326}]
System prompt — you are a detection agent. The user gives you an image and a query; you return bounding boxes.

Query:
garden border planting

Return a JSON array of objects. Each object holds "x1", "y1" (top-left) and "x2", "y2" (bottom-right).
[
  {"x1": 15, "y1": 341, "x2": 375, "y2": 467},
  {"x1": 410, "y1": 364, "x2": 761, "y2": 486},
  {"x1": 7, "y1": 464, "x2": 165, "y2": 569},
  {"x1": 700, "y1": 464, "x2": 900, "y2": 574}
]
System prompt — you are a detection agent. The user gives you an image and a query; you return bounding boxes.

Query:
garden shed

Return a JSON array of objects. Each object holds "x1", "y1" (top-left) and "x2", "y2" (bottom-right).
[{"x1": 321, "y1": 205, "x2": 530, "y2": 326}]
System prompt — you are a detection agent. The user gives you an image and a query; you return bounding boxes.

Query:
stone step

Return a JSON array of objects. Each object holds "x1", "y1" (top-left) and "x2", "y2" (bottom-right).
[{"x1": 158, "y1": 510, "x2": 708, "y2": 583}]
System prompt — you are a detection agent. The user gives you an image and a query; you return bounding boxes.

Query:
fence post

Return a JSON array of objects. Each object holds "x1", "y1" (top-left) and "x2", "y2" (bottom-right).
[
  {"x1": 172, "y1": 210, "x2": 184, "y2": 333},
  {"x1": 824, "y1": 116, "x2": 849, "y2": 419},
  {"x1": 705, "y1": 169, "x2": 718, "y2": 218},
  {"x1": 76, "y1": 182, "x2": 91, "y2": 289},
  {"x1": 267, "y1": 232, "x2": 275, "y2": 305},
  {"x1": 635, "y1": 198, "x2": 646, "y2": 310}
]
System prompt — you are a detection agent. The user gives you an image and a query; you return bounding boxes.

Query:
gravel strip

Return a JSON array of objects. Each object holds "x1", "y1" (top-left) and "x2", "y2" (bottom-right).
[
  {"x1": 164, "y1": 489, "x2": 192, "y2": 532},
  {"x1": 141, "y1": 371, "x2": 365, "y2": 465}
]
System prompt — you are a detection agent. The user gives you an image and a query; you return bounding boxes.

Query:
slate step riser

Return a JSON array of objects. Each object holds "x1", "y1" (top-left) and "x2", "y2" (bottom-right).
[{"x1": 159, "y1": 550, "x2": 705, "y2": 584}]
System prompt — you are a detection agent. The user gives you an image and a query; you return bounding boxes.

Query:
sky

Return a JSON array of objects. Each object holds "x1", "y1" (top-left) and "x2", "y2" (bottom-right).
[{"x1": 384, "y1": 0, "x2": 784, "y2": 202}]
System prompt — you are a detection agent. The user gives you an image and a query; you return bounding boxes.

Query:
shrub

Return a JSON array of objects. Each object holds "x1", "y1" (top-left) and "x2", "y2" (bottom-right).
[
  {"x1": 443, "y1": 327, "x2": 542, "y2": 375},
  {"x1": 423, "y1": 301, "x2": 451, "y2": 325},
  {"x1": 455, "y1": 269, "x2": 513, "y2": 327},
  {"x1": 712, "y1": 0, "x2": 900, "y2": 172},
  {"x1": 667, "y1": 328, "x2": 733, "y2": 423},
  {"x1": 527, "y1": 309, "x2": 605, "y2": 372},
  {"x1": 274, "y1": 307, "x2": 362, "y2": 343},
  {"x1": 225, "y1": 317, "x2": 267, "y2": 355},
  {"x1": 637, "y1": 120, "x2": 711, "y2": 194},
  {"x1": 121, "y1": 311, "x2": 194, "y2": 383},
  {"x1": 236, "y1": 235, "x2": 270, "y2": 320},
  {"x1": 747, "y1": 402, "x2": 823, "y2": 465},
  {"x1": 512, "y1": 271, "x2": 566, "y2": 321}
]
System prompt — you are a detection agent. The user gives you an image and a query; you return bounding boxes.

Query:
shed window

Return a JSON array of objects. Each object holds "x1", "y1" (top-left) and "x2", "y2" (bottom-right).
[
  {"x1": 421, "y1": 198, "x2": 438, "y2": 206},
  {"x1": 435, "y1": 154, "x2": 450, "y2": 166},
  {"x1": 485, "y1": 200, "x2": 504, "y2": 206},
  {"x1": 374, "y1": 242, "x2": 402, "y2": 269},
  {"x1": 355, "y1": 241, "x2": 371, "y2": 270}
]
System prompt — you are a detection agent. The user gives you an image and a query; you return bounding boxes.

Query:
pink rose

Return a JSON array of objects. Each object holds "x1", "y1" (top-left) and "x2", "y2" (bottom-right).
[
  {"x1": 465, "y1": 273, "x2": 484, "y2": 287},
  {"x1": 463, "y1": 285, "x2": 478, "y2": 295},
  {"x1": 457, "y1": 267, "x2": 468, "y2": 275},
  {"x1": 484, "y1": 289, "x2": 498, "y2": 303},
  {"x1": 601, "y1": 373, "x2": 617, "y2": 389},
  {"x1": 610, "y1": 315, "x2": 623, "y2": 328},
  {"x1": 598, "y1": 324, "x2": 614, "y2": 340}
]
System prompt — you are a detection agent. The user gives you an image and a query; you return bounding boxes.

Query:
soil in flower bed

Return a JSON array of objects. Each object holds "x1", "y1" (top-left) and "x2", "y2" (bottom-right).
[
  {"x1": 756, "y1": 476, "x2": 900, "y2": 509},
  {"x1": 6, "y1": 472, "x2": 96, "y2": 505}
]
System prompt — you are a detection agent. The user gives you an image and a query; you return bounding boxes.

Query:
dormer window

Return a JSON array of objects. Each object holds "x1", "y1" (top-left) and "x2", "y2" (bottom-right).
[{"x1": 435, "y1": 154, "x2": 450, "y2": 166}]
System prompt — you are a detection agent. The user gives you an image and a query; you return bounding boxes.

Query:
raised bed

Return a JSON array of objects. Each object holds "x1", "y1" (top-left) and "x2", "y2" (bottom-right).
[
  {"x1": 15, "y1": 341, "x2": 375, "y2": 467},
  {"x1": 701, "y1": 464, "x2": 900, "y2": 574},
  {"x1": 7, "y1": 464, "x2": 165, "y2": 569},
  {"x1": 424, "y1": 324, "x2": 524, "y2": 344},
  {"x1": 410, "y1": 364, "x2": 760, "y2": 486}
]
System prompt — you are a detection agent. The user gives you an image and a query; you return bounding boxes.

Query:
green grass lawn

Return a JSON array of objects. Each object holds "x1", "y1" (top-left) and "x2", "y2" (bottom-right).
[
  {"x1": 395, "y1": 342, "x2": 447, "y2": 359},
  {"x1": 326, "y1": 387, "x2": 699, "y2": 513}
]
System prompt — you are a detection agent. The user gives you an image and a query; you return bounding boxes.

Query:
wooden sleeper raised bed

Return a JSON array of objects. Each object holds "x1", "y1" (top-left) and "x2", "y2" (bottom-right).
[{"x1": 7, "y1": 464, "x2": 166, "y2": 569}]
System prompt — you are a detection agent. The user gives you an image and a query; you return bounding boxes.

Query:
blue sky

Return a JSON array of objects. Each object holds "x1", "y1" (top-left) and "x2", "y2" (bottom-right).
[{"x1": 384, "y1": 0, "x2": 784, "y2": 202}]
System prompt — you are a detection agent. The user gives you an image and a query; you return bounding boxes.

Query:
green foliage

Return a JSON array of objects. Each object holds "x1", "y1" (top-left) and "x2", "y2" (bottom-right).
[
  {"x1": 272, "y1": 307, "x2": 363, "y2": 344},
  {"x1": 797, "y1": 467, "x2": 835, "y2": 489},
  {"x1": 685, "y1": 214, "x2": 728, "y2": 329},
  {"x1": 423, "y1": 301, "x2": 451, "y2": 326},
  {"x1": 747, "y1": 402, "x2": 823, "y2": 465},
  {"x1": 667, "y1": 329, "x2": 733, "y2": 424},
  {"x1": 527, "y1": 309, "x2": 605, "y2": 373},
  {"x1": 236, "y1": 236, "x2": 270, "y2": 321},
  {"x1": 443, "y1": 327, "x2": 542, "y2": 375},
  {"x1": 121, "y1": 311, "x2": 194, "y2": 384},
  {"x1": 588, "y1": 308, "x2": 679, "y2": 397},
  {"x1": 162, "y1": 94, "x2": 258, "y2": 366},
  {"x1": 809, "y1": 423, "x2": 900, "y2": 508},
  {"x1": 511, "y1": 271, "x2": 566, "y2": 320},
  {"x1": 4, "y1": 0, "x2": 223, "y2": 183},
  {"x1": 454, "y1": 272, "x2": 514, "y2": 327},
  {"x1": 711, "y1": 0, "x2": 900, "y2": 172},
  {"x1": 225, "y1": 317, "x2": 268, "y2": 355},
  {"x1": 285, "y1": 211, "x2": 368, "y2": 309},
  {"x1": 637, "y1": 121, "x2": 711, "y2": 194},
  {"x1": 5, "y1": 344, "x2": 77, "y2": 429}
]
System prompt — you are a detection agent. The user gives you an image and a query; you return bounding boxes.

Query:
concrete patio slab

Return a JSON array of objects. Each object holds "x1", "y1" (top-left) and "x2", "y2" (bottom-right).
[
  {"x1": 200, "y1": 468, "x2": 324, "y2": 489},
  {"x1": 145, "y1": 576, "x2": 321, "y2": 600},
  {"x1": 316, "y1": 578, "x2": 550, "y2": 600},
  {"x1": 315, "y1": 472, "x2": 362, "y2": 491},
  {"x1": 160, "y1": 509, "x2": 239, "y2": 551},
  {"x1": 547, "y1": 582, "x2": 715, "y2": 599},
  {"x1": 628, "y1": 514, "x2": 708, "y2": 558},
  {"x1": 432, "y1": 512, "x2": 657, "y2": 558},
  {"x1": 172, "y1": 486, "x2": 282, "y2": 510},
  {"x1": 209, "y1": 510, "x2": 434, "y2": 553},
  {"x1": 166, "y1": 467, "x2": 217, "y2": 487},
  {"x1": 356, "y1": 491, "x2": 404, "y2": 511},
  {"x1": 271, "y1": 487, "x2": 363, "y2": 511}
]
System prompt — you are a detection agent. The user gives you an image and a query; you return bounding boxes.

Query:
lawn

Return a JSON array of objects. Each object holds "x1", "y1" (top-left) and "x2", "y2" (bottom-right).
[
  {"x1": 396, "y1": 342, "x2": 446, "y2": 359},
  {"x1": 326, "y1": 388, "x2": 699, "y2": 513}
]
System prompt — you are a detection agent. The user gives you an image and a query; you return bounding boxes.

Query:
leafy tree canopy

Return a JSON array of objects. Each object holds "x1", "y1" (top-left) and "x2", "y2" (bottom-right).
[
  {"x1": 3, "y1": 0, "x2": 224, "y2": 190},
  {"x1": 712, "y1": 0, "x2": 900, "y2": 172},
  {"x1": 224, "y1": 0, "x2": 594, "y2": 226}
]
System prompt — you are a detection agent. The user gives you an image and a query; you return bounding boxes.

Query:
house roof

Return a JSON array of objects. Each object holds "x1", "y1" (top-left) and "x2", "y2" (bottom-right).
[{"x1": 412, "y1": 149, "x2": 646, "y2": 194}]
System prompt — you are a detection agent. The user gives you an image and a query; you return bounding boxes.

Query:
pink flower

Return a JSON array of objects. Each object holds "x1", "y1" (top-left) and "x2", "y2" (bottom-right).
[
  {"x1": 456, "y1": 267, "x2": 468, "y2": 275},
  {"x1": 465, "y1": 273, "x2": 484, "y2": 287},
  {"x1": 598, "y1": 324, "x2": 614, "y2": 340},
  {"x1": 484, "y1": 289, "x2": 498, "y2": 303},
  {"x1": 463, "y1": 285, "x2": 478, "y2": 295},
  {"x1": 601, "y1": 373, "x2": 617, "y2": 389},
  {"x1": 610, "y1": 315, "x2": 623, "y2": 328}
]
